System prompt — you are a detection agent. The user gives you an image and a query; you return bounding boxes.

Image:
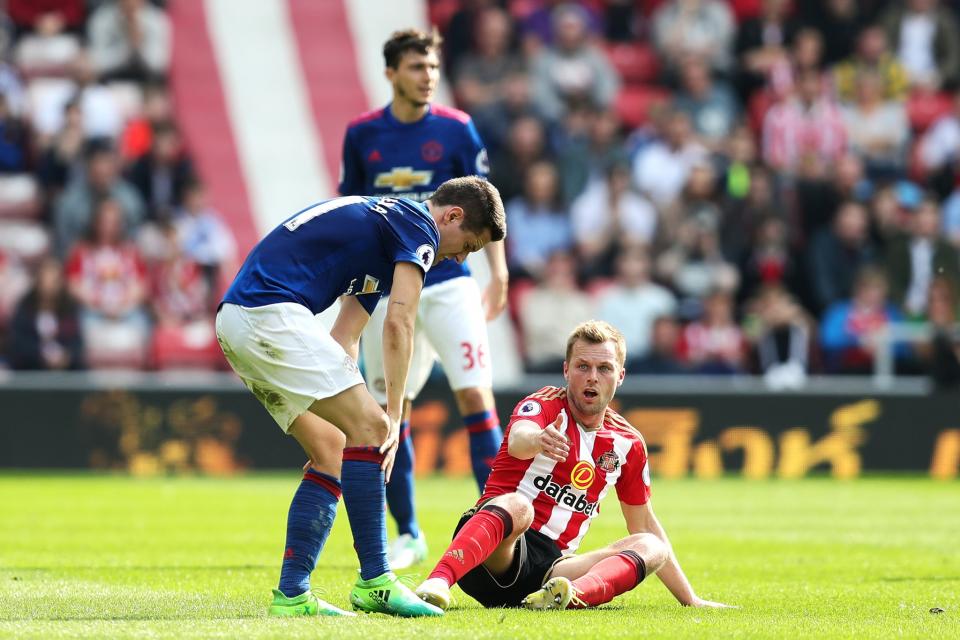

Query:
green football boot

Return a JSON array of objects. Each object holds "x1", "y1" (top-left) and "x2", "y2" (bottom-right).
[
  {"x1": 349, "y1": 572, "x2": 444, "y2": 617},
  {"x1": 268, "y1": 588, "x2": 356, "y2": 617}
]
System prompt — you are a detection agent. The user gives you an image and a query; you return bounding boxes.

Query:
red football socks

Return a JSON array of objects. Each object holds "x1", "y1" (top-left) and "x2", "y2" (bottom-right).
[
  {"x1": 428, "y1": 505, "x2": 513, "y2": 586},
  {"x1": 568, "y1": 550, "x2": 646, "y2": 608}
]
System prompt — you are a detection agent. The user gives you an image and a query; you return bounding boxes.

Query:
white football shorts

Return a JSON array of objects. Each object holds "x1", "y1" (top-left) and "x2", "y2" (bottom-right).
[
  {"x1": 362, "y1": 276, "x2": 493, "y2": 405},
  {"x1": 216, "y1": 302, "x2": 364, "y2": 432}
]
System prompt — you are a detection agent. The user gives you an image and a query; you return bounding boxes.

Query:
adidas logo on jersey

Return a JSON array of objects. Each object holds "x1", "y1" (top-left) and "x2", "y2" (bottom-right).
[{"x1": 533, "y1": 474, "x2": 598, "y2": 516}]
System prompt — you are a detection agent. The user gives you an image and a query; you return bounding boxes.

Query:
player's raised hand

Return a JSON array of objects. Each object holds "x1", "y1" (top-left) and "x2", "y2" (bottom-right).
[
  {"x1": 539, "y1": 414, "x2": 570, "y2": 462},
  {"x1": 379, "y1": 415, "x2": 401, "y2": 482}
]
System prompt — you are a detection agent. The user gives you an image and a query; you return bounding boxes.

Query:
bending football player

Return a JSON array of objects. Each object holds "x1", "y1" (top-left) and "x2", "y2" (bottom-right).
[{"x1": 416, "y1": 321, "x2": 733, "y2": 610}]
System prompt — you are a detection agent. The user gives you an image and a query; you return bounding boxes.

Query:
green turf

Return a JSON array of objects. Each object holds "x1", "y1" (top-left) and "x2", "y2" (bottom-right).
[{"x1": 0, "y1": 473, "x2": 957, "y2": 639}]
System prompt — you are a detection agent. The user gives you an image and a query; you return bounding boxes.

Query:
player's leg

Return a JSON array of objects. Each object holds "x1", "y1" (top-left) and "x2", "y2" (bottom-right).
[
  {"x1": 267, "y1": 413, "x2": 351, "y2": 616},
  {"x1": 415, "y1": 492, "x2": 533, "y2": 609},
  {"x1": 306, "y1": 383, "x2": 441, "y2": 617},
  {"x1": 361, "y1": 297, "x2": 432, "y2": 568},
  {"x1": 523, "y1": 533, "x2": 669, "y2": 610},
  {"x1": 420, "y1": 277, "x2": 503, "y2": 492}
]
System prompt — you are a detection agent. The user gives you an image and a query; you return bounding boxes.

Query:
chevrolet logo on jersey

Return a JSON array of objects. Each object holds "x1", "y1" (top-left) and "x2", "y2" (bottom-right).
[
  {"x1": 374, "y1": 167, "x2": 433, "y2": 192},
  {"x1": 533, "y1": 474, "x2": 598, "y2": 516}
]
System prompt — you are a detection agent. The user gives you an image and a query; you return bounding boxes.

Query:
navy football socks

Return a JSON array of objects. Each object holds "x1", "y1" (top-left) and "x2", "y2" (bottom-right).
[
  {"x1": 464, "y1": 410, "x2": 503, "y2": 493},
  {"x1": 341, "y1": 446, "x2": 390, "y2": 580},
  {"x1": 277, "y1": 468, "x2": 341, "y2": 597},
  {"x1": 385, "y1": 420, "x2": 420, "y2": 538}
]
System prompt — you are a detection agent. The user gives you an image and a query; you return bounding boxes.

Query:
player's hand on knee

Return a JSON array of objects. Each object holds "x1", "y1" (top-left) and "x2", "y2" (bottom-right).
[
  {"x1": 379, "y1": 415, "x2": 400, "y2": 481},
  {"x1": 538, "y1": 415, "x2": 570, "y2": 462}
]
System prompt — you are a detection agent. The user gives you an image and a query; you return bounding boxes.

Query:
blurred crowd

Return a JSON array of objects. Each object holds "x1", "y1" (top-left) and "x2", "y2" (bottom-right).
[
  {"x1": 0, "y1": 0, "x2": 235, "y2": 372},
  {"x1": 434, "y1": 0, "x2": 960, "y2": 388},
  {"x1": 2, "y1": 0, "x2": 960, "y2": 391}
]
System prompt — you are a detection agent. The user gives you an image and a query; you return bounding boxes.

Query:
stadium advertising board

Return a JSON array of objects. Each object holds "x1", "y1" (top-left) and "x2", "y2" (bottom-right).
[{"x1": 0, "y1": 385, "x2": 957, "y2": 479}]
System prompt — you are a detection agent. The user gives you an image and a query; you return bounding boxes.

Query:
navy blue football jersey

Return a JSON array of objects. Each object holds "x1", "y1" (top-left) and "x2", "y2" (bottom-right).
[
  {"x1": 222, "y1": 196, "x2": 439, "y2": 315},
  {"x1": 339, "y1": 103, "x2": 489, "y2": 287}
]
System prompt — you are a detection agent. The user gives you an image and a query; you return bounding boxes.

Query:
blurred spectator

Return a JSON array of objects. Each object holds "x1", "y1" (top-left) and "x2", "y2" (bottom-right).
[
  {"x1": 748, "y1": 285, "x2": 811, "y2": 389},
  {"x1": 762, "y1": 69, "x2": 847, "y2": 173},
  {"x1": 738, "y1": 215, "x2": 799, "y2": 303},
  {"x1": 72, "y1": 52, "x2": 124, "y2": 141},
  {"x1": 54, "y1": 140, "x2": 145, "y2": 256},
  {"x1": 127, "y1": 122, "x2": 195, "y2": 222},
  {"x1": 0, "y1": 94, "x2": 29, "y2": 173},
  {"x1": 572, "y1": 162, "x2": 657, "y2": 277},
  {"x1": 151, "y1": 222, "x2": 210, "y2": 327},
  {"x1": 597, "y1": 247, "x2": 678, "y2": 358},
  {"x1": 632, "y1": 111, "x2": 709, "y2": 208},
  {"x1": 794, "y1": 153, "x2": 872, "y2": 240},
  {"x1": 0, "y1": 62, "x2": 27, "y2": 118},
  {"x1": 672, "y1": 55, "x2": 739, "y2": 149},
  {"x1": 841, "y1": 70, "x2": 910, "y2": 178},
  {"x1": 820, "y1": 265, "x2": 907, "y2": 373},
  {"x1": 657, "y1": 188, "x2": 740, "y2": 302},
  {"x1": 556, "y1": 108, "x2": 626, "y2": 205},
  {"x1": 8, "y1": 257, "x2": 84, "y2": 370},
  {"x1": 768, "y1": 27, "x2": 825, "y2": 99},
  {"x1": 833, "y1": 26, "x2": 909, "y2": 103},
  {"x1": 529, "y1": 3, "x2": 619, "y2": 123},
  {"x1": 882, "y1": 0, "x2": 960, "y2": 88},
  {"x1": 453, "y1": 8, "x2": 522, "y2": 113},
  {"x1": 443, "y1": 0, "x2": 500, "y2": 80},
  {"x1": 941, "y1": 184, "x2": 960, "y2": 249},
  {"x1": 919, "y1": 276, "x2": 960, "y2": 388},
  {"x1": 120, "y1": 81, "x2": 174, "y2": 161},
  {"x1": 88, "y1": 0, "x2": 170, "y2": 82},
  {"x1": 173, "y1": 180, "x2": 236, "y2": 305},
  {"x1": 662, "y1": 160, "x2": 722, "y2": 242},
  {"x1": 505, "y1": 160, "x2": 572, "y2": 279},
  {"x1": 808, "y1": 201, "x2": 878, "y2": 311},
  {"x1": 799, "y1": 0, "x2": 866, "y2": 66},
  {"x1": 885, "y1": 198, "x2": 960, "y2": 317},
  {"x1": 721, "y1": 163, "x2": 779, "y2": 260},
  {"x1": 472, "y1": 70, "x2": 543, "y2": 156},
  {"x1": 519, "y1": 250, "x2": 594, "y2": 372},
  {"x1": 7, "y1": 0, "x2": 85, "y2": 38},
  {"x1": 629, "y1": 315, "x2": 688, "y2": 374},
  {"x1": 735, "y1": 0, "x2": 798, "y2": 100},
  {"x1": 489, "y1": 115, "x2": 549, "y2": 202},
  {"x1": 652, "y1": 0, "x2": 736, "y2": 74},
  {"x1": 677, "y1": 288, "x2": 747, "y2": 374},
  {"x1": 0, "y1": 249, "x2": 31, "y2": 337},
  {"x1": 917, "y1": 87, "x2": 960, "y2": 181},
  {"x1": 37, "y1": 98, "x2": 85, "y2": 193},
  {"x1": 65, "y1": 198, "x2": 150, "y2": 367},
  {"x1": 519, "y1": 0, "x2": 602, "y2": 53},
  {"x1": 867, "y1": 183, "x2": 908, "y2": 251}
]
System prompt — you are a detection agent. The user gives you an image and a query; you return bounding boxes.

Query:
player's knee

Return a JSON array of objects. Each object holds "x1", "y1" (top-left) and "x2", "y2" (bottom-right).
[
  {"x1": 350, "y1": 406, "x2": 389, "y2": 446},
  {"x1": 488, "y1": 492, "x2": 533, "y2": 534},
  {"x1": 625, "y1": 533, "x2": 668, "y2": 572}
]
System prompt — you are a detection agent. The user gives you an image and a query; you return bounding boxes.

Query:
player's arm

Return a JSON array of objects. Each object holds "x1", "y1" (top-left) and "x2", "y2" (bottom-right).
[
  {"x1": 507, "y1": 414, "x2": 569, "y2": 461},
  {"x1": 621, "y1": 501, "x2": 733, "y2": 608},
  {"x1": 379, "y1": 261, "x2": 424, "y2": 476},
  {"x1": 330, "y1": 295, "x2": 369, "y2": 362},
  {"x1": 481, "y1": 239, "x2": 509, "y2": 321}
]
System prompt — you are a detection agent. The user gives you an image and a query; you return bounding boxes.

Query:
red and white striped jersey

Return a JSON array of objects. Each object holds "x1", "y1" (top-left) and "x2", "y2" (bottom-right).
[{"x1": 479, "y1": 386, "x2": 651, "y2": 554}]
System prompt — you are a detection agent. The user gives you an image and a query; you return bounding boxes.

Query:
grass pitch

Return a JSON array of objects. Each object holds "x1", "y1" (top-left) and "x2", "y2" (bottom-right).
[{"x1": 0, "y1": 473, "x2": 957, "y2": 639}]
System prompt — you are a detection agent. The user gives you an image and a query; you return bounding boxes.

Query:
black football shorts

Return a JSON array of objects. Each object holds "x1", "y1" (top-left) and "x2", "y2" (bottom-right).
[{"x1": 453, "y1": 502, "x2": 563, "y2": 608}]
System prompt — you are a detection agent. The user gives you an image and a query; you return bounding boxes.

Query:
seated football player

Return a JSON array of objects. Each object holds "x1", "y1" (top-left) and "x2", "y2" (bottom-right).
[{"x1": 415, "y1": 321, "x2": 734, "y2": 610}]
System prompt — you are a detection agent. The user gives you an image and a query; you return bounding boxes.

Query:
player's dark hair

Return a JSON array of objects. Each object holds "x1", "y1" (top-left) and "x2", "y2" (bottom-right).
[
  {"x1": 431, "y1": 176, "x2": 506, "y2": 242},
  {"x1": 383, "y1": 28, "x2": 442, "y2": 69}
]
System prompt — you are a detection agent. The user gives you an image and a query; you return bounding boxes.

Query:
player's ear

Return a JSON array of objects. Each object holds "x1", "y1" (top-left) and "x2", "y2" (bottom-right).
[
  {"x1": 562, "y1": 360, "x2": 569, "y2": 382},
  {"x1": 444, "y1": 206, "x2": 464, "y2": 225},
  {"x1": 617, "y1": 364, "x2": 625, "y2": 387}
]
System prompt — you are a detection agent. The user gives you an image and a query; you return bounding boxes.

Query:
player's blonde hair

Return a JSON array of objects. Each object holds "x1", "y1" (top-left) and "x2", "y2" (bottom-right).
[{"x1": 565, "y1": 321, "x2": 626, "y2": 367}]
